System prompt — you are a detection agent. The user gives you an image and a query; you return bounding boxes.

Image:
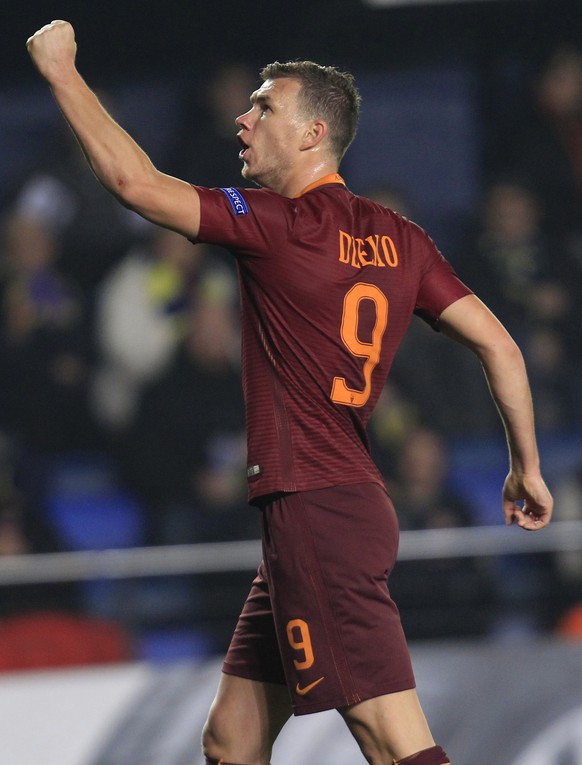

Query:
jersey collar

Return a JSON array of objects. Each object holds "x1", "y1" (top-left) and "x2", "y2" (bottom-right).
[{"x1": 293, "y1": 173, "x2": 346, "y2": 199}]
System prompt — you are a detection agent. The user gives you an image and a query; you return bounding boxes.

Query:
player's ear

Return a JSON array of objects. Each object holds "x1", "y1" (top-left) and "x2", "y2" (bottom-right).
[{"x1": 300, "y1": 119, "x2": 328, "y2": 151}]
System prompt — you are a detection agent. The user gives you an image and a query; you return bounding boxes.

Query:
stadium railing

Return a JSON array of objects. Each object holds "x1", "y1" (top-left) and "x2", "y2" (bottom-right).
[{"x1": 0, "y1": 521, "x2": 581, "y2": 585}]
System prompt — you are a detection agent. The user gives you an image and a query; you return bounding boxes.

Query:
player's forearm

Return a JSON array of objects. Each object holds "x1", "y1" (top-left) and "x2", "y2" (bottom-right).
[
  {"x1": 28, "y1": 21, "x2": 200, "y2": 236},
  {"x1": 27, "y1": 21, "x2": 158, "y2": 213},
  {"x1": 50, "y1": 70, "x2": 157, "y2": 209},
  {"x1": 479, "y1": 337, "x2": 541, "y2": 476},
  {"x1": 439, "y1": 296, "x2": 541, "y2": 477}
]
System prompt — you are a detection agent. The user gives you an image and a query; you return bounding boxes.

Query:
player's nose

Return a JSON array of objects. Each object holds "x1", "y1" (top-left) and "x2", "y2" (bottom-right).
[{"x1": 235, "y1": 108, "x2": 253, "y2": 129}]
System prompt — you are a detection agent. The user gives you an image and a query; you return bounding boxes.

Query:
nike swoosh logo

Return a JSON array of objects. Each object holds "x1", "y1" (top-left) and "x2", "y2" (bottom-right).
[{"x1": 295, "y1": 676, "x2": 325, "y2": 696}]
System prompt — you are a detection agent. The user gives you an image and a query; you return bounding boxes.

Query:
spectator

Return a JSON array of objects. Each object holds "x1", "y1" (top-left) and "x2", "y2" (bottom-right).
[
  {"x1": 0, "y1": 430, "x2": 79, "y2": 618},
  {"x1": 460, "y1": 178, "x2": 581, "y2": 431},
  {"x1": 0, "y1": 209, "x2": 99, "y2": 453},
  {"x1": 365, "y1": 185, "x2": 492, "y2": 437},
  {"x1": 91, "y1": 226, "x2": 205, "y2": 433},
  {"x1": 169, "y1": 62, "x2": 258, "y2": 189},
  {"x1": 0, "y1": 487, "x2": 80, "y2": 618},
  {"x1": 368, "y1": 381, "x2": 421, "y2": 478},
  {"x1": 495, "y1": 44, "x2": 582, "y2": 245},
  {"x1": 462, "y1": 179, "x2": 572, "y2": 338},
  {"x1": 387, "y1": 426, "x2": 496, "y2": 640},
  {"x1": 0, "y1": 450, "x2": 132, "y2": 670},
  {"x1": 12, "y1": 93, "x2": 149, "y2": 297},
  {"x1": 118, "y1": 266, "x2": 249, "y2": 546}
]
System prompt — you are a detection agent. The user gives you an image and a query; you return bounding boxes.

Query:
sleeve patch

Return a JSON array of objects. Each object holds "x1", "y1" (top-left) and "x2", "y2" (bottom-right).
[{"x1": 219, "y1": 187, "x2": 249, "y2": 216}]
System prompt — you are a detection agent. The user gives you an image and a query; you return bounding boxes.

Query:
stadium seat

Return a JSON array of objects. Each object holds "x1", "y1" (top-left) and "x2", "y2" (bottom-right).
[{"x1": 43, "y1": 453, "x2": 145, "y2": 551}]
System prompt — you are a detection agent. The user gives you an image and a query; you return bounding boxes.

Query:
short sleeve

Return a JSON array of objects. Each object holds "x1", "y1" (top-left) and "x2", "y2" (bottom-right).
[
  {"x1": 194, "y1": 185, "x2": 293, "y2": 258},
  {"x1": 412, "y1": 223, "x2": 473, "y2": 328}
]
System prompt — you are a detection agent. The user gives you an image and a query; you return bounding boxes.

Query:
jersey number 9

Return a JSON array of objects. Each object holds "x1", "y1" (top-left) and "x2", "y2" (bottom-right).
[{"x1": 331, "y1": 282, "x2": 388, "y2": 408}]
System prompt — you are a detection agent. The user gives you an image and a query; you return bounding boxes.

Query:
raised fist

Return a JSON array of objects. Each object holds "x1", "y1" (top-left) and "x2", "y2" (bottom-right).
[{"x1": 26, "y1": 20, "x2": 77, "y2": 82}]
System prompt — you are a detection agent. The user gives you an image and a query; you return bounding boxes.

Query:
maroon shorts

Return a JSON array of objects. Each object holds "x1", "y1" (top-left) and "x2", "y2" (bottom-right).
[{"x1": 222, "y1": 482, "x2": 415, "y2": 715}]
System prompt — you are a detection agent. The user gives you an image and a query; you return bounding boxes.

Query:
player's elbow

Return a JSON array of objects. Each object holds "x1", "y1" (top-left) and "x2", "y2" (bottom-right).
[
  {"x1": 109, "y1": 169, "x2": 144, "y2": 205},
  {"x1": 477, "y1": 327, "x2": 524, "y2": 371},
  {"x1": 108, "y1": 167, "x2": 158, "y2": 216},
  {"x1": 89, "y1": 148, "x2": 157, "y2": 210},
  {"x1": 108, "y1": 173, "x2": 134, "y2": 207}
]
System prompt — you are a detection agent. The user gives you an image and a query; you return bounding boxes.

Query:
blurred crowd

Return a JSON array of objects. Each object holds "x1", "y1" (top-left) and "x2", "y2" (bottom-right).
[{"x1": 1, "y1": 44, "x2": 582, "y2": 666}]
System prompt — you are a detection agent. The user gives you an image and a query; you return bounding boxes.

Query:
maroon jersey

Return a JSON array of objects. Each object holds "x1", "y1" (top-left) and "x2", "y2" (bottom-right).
[{"x1": 195, "y1": 175, "x2": 471, "y2": 502}]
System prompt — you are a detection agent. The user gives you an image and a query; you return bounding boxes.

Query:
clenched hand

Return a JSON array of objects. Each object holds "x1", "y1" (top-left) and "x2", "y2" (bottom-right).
[
  {"x1": 502, "y1": 471, "x2": 553, "y2": 530},
  {"x1": 26, "y1": 20, "x2": 77, "y2": 84}
]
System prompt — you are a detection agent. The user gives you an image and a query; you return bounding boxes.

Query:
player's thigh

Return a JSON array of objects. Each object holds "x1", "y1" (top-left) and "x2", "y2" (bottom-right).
[
  {"x1": 339, "y1": 687, "x2": 435, "y2": 762},
  {"x1": 262, "y1": 483, "x2": 414, "y2": 715},
  {"x1": 204, "y1": 672, "x2": 292, "y2": 755}
]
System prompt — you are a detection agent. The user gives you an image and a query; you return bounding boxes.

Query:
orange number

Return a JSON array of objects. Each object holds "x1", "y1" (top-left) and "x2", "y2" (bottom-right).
[
  {"x1": 331, "y1": 282, "x2": 389, "y2": 407},
  {"x1": 286, "y1": 619, "x2": 314, "y2": 670}
]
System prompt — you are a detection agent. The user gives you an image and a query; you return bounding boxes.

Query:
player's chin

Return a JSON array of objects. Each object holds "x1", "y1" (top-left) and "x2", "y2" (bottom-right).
[
  {"x1": 240, "y1": 164, "x2": 254, "y2": 183},
  {"x1": 241, "y1": 162, "x2": 258, "y2": 181},
  {"x1": 241, "y1": 165, "x2": 267, "y2": 189}
]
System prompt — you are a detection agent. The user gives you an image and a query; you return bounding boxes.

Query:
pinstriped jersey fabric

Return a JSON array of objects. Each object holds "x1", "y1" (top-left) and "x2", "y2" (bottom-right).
[{"x1": 195, "y1": 180, "x2": 471, "y2": 502}]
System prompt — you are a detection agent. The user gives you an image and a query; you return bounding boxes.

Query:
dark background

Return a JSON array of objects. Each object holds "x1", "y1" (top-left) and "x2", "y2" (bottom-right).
[
  {"x1": 1, "y1": 0, "x2": 581, "y2": 655},
  {"x1": 6, "y1": 0, "x2": 581, "y2": 84}
]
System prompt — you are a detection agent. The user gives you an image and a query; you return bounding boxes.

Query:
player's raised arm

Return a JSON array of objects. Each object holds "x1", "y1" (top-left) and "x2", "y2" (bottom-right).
[
  {"x1": 438, "y1": 294, "x2": 554, "y2": 531},
  {"x1": 26, "y1": 20, "x2": 200, "y2": 238}
]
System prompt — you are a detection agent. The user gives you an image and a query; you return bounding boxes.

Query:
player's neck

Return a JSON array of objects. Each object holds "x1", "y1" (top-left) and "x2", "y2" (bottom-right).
[{"x1": 276, "y1": 160, "x2": 340, "y2": 199}]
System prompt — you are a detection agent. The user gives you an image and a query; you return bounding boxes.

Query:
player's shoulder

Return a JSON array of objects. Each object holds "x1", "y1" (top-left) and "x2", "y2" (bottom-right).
[
  {"x1": 348, "y1": 191, "x2": 441, "y2": 258},
  {"x1": 348, "y1": 190, "x2": 421, "y2": 230},
  {"x1": 346, "y1": 189, "x2": 396, "y2": 215},
  {"x1": 197, "y1": 184, "x2": 294, "y2": 222}
]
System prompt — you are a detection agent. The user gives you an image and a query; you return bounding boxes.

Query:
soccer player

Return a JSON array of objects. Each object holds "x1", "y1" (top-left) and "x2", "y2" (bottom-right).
[{"x1": 27, "y1": 20, "x2": 553, "y2": 765}]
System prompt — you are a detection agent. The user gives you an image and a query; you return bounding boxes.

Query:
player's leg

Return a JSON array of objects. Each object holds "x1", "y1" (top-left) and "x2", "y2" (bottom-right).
[
  {"x1": 264, "y1": 483, "x2": 450, "y2": 763},
  {"x1": 202, "y1": 557, "x2": 292, "y2": 764},
  {"x1": 202, "y1": 672, "x2": 292, "y2": 765},
  {"x1": 339, "y1": 688, "x2": 451, "y2": 764}
]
